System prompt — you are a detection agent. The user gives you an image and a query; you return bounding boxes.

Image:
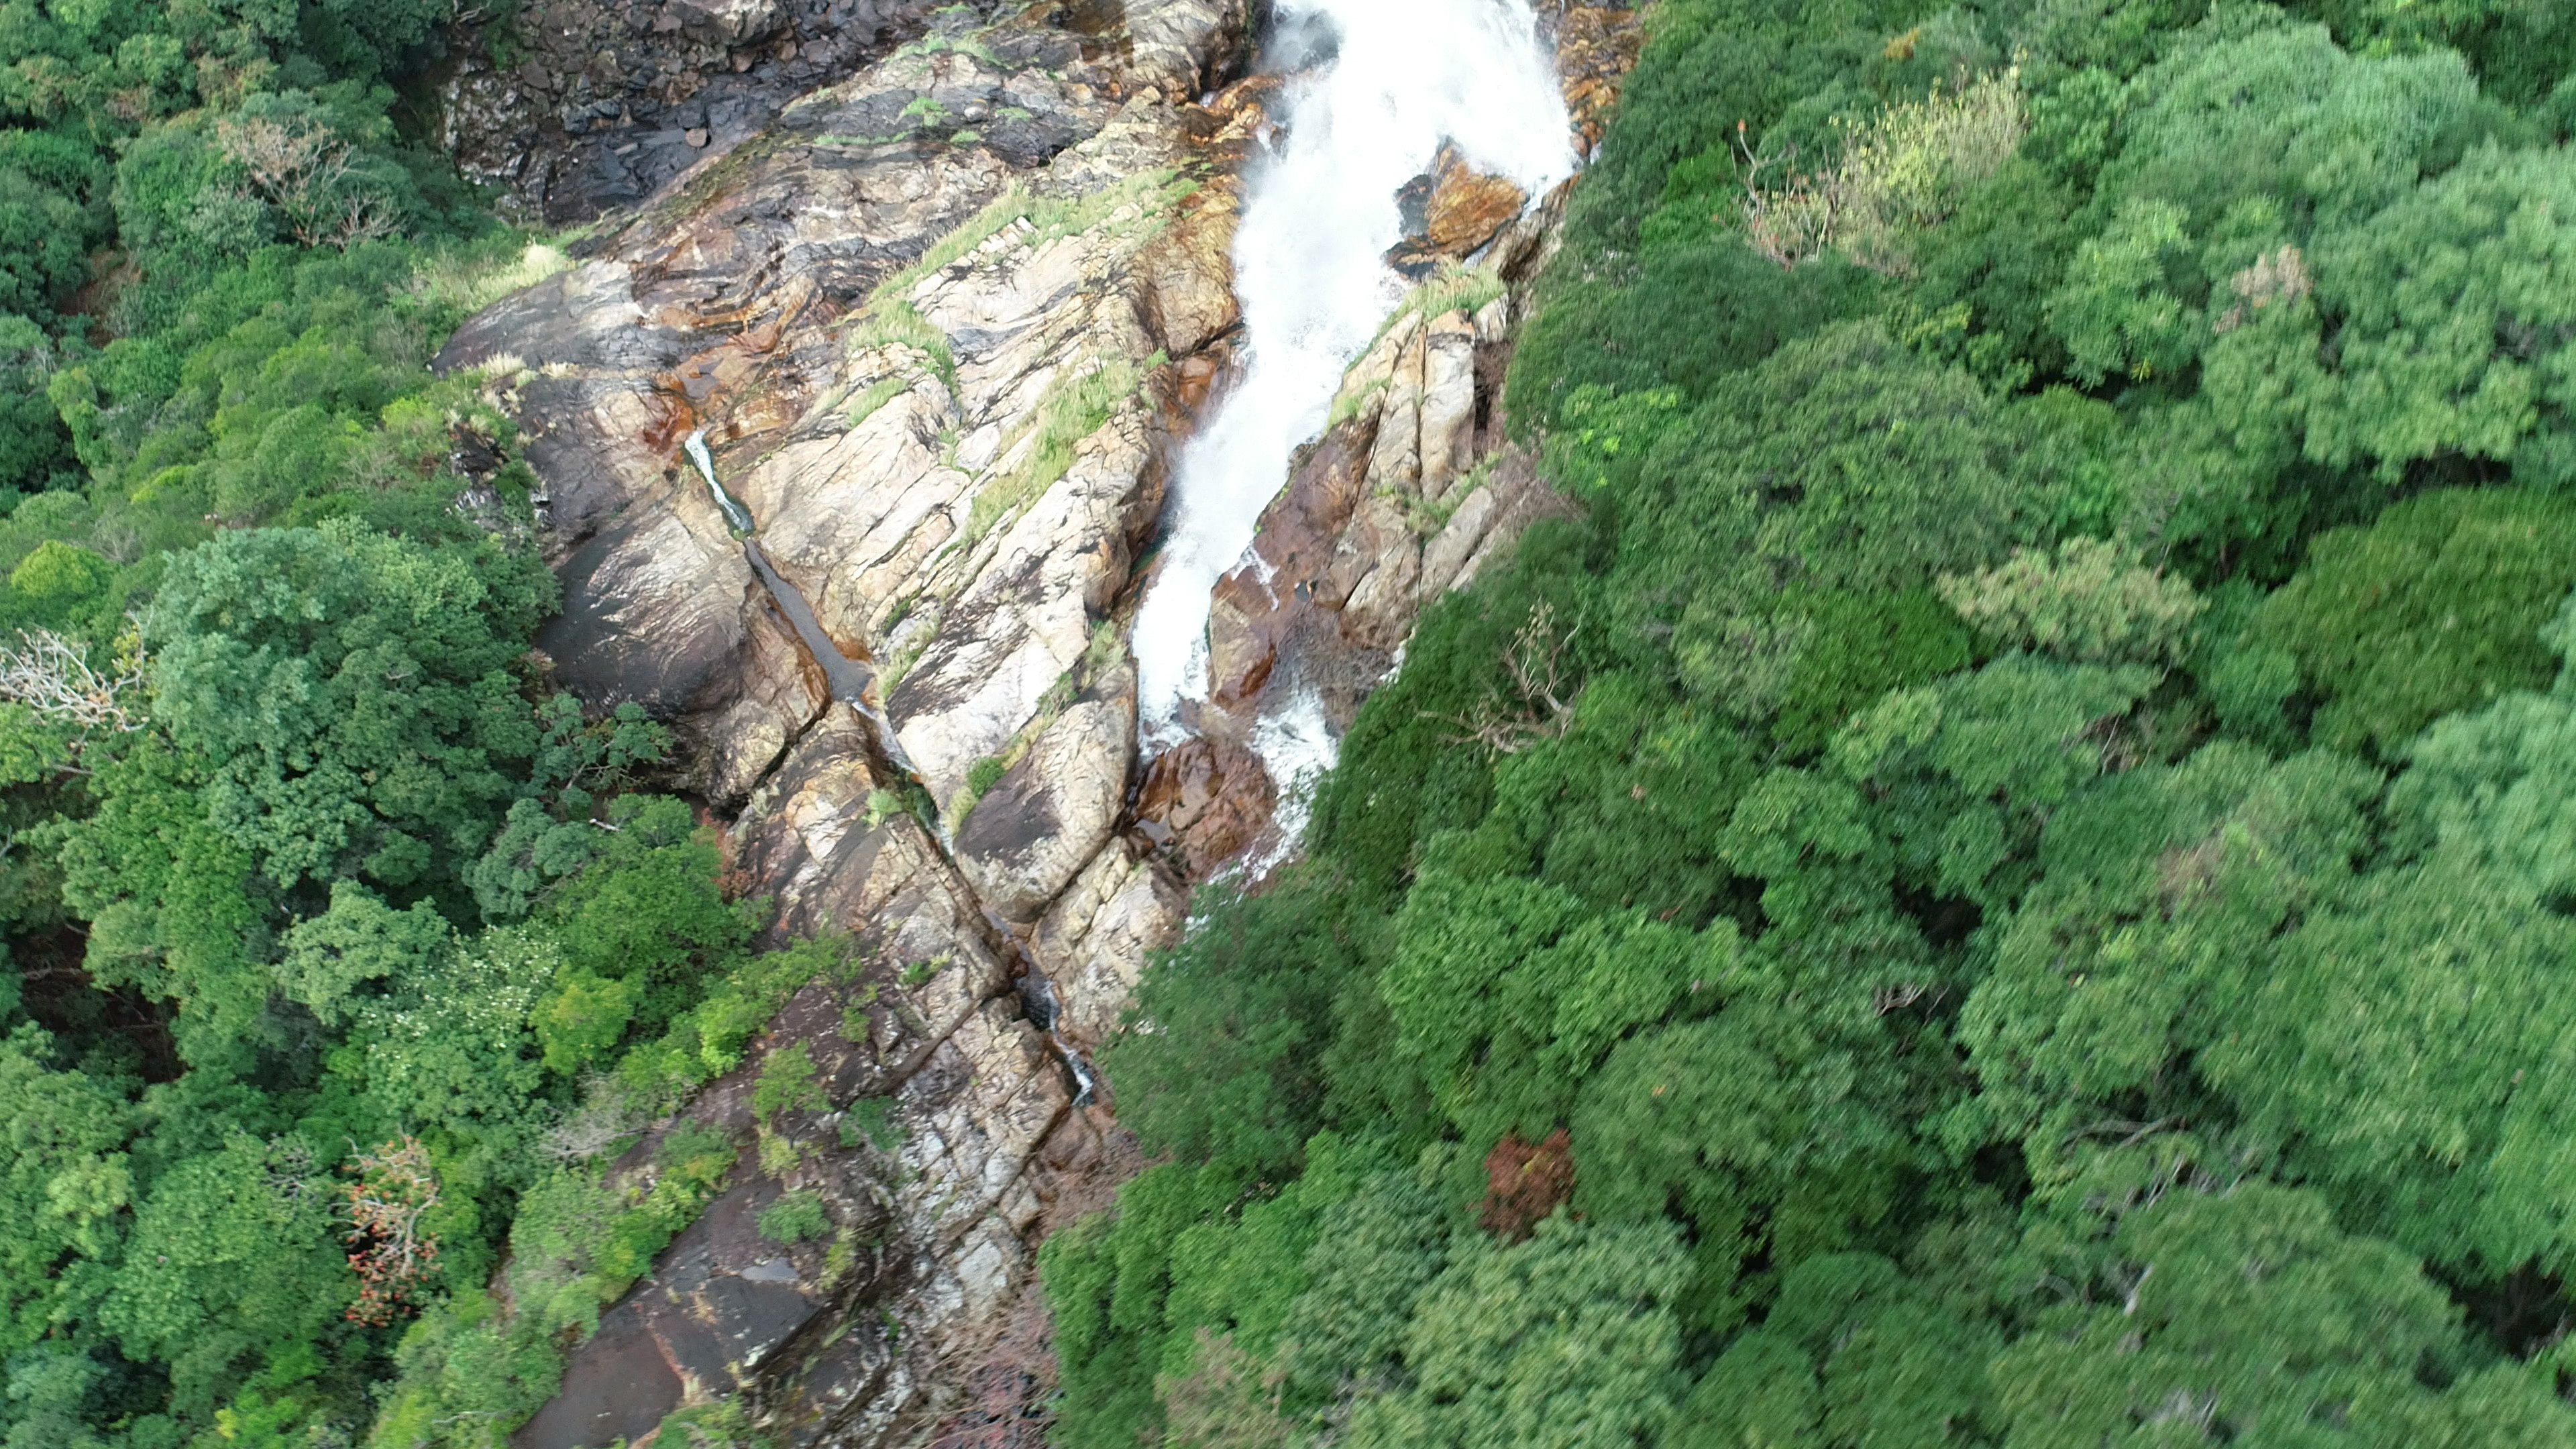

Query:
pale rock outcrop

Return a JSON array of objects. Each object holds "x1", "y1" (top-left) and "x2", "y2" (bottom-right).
[
  {"x1": 1036, "y1": 845, "x2": 1186, "y2": 1049},
  {"x1": 439, "y1": 9, "x2": 1248, "y2": 813},
  {"x1": 955, "y1": 684, "x2": 1136, "y2": 924},
  {"x1": 669, "y1": 0, "x2": 786, "y2": 45},
  {"x1": 522, "y1": 707, "x2": 1081, "y2": 1449}
]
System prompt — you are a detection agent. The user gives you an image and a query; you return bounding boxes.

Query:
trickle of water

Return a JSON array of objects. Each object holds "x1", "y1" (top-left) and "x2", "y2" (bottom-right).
[
  {"x1": 685, "y1": 429, "x2": 759, "y2": 535},
  {"x1": 1130, "y1": 0, "x2": 1574, "y2": 737}
]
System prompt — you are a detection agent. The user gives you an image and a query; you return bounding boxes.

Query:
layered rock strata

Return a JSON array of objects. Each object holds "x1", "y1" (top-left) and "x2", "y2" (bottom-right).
[
  {"x1": 439, "y1": 4, "x2": 1643, "y2": 1445},
  {"x1": 427, "y1": 0, "x2": 955, "y2": 225},
  {"x1": 1193, "y1": 197, "x2": 1574, "y2": 763}
]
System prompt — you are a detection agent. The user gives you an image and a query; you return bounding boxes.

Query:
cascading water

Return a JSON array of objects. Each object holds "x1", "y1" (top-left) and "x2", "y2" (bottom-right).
[{"x1": 1128, "y1": 0, "x2": 1574, "y2": 831}]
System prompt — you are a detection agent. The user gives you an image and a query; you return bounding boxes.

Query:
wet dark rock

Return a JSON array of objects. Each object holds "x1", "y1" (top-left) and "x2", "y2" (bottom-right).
[{"x1": 423, "y1": 0, "x2": 954, "y2": 225}]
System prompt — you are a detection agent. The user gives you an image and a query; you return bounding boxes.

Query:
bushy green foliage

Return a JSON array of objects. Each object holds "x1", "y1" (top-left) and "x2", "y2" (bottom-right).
[
  {"x1": 0, "y1": 12, "x2": 845, "y2": 1448},
  {"x1": 1102, "y1": 868, "x2": 1392, "y2": 1177},
  {"x1": 2253, "y1": 487, "x2": 2576, "y2": 756},
  {"x1": 1338, "y1": 1216, "x2": 1690, "y2": 1449},
  {"x1": 1048, "y1": 5, "x2": 2576, "y2": 1444},
  {"x1": 756, "y1": 1189, "x2": 829, "y2": 1245}
]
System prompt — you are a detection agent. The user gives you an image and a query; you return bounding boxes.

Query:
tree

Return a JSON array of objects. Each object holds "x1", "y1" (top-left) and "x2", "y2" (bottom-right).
[
  {"x1": 99, "y1": 1132, "x2": 347, "y2": 1370},
  {"x1": 2092, "y1": 20, "x2": 2488, "y2": 239},
  {"x1": 1572, "y1": 994, "x2": 1908, "y2": 1328},
  {"x1": 140, "y1": 519, "x2": 552, "y2": 894},
  {"x1": 1671, "y1": 1251, "x2": 2002, "y2": 1449},
  {"x1": 1938, "y1": 537, "x2": 2206, "y2": 667},
  {"x1": 1431, "y1": 669, "x2": 1755, "y2": 924},
  {"x1": 1994, "y1": 1183, "x2": 2509, "y2": 1446},
  {"x1": 2211, "y1": 862, "x2": 2576, "y2": 1277},
  {"x1": 1382, "y1": 867, "x2": 1735, "y2": 1144},
  {"x1": 1340, "y1": 1215, "x2": 1689, "y2": 1449},
  {"x1": 0, "y1": 1025, "x2": 133, "y2": 1358},
  {"x1": 1102, "y1": 867, "x2": 1391, "y2": 1178},
  {"x1": 1609, "y1": 323, "x2": 2045, "y2": 720},
  {"x1": 2251, "y1": 488, "x2": 2576, "y2": 757},
  {"x1": 2294, "y1": 144, "x2": 2576, "y2": 485},
  {"x1": 1954, "y1": 742, "x2": 2381, "y2": 1167}
]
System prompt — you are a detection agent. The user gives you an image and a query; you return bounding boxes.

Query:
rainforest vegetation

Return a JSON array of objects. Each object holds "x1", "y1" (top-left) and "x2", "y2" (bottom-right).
[
  {"x1": 0, "y1": 6, "x2": 843, "y2": 1448},
  {"x1": 1045, "y1": 1, "x2": 2576, "y2": 1445}
]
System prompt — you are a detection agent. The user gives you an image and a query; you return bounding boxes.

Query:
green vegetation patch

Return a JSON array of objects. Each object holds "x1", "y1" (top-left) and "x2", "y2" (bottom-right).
[{"x1": 1039, "y1": 4, "x2": 2576, "y2": 1447}]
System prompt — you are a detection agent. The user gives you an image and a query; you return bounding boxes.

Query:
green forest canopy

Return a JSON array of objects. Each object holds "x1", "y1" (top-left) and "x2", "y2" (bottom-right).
[
  {"x1": 11, "y1": 1, "x2": 2576, "y2": 1448},
  {"x1": 0, "y1": 6, "x2": 861, "y2": 1449},
  {"x1": 1047, "y1": 2, "x2": 2576, "y2": 1447}
]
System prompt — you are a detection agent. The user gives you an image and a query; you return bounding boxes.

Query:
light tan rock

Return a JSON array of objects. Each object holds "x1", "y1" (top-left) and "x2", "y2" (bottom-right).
[
  {"x1": 889, "y1": 401, "x2": 1156, "y2": 806},
  {"x1": 1034, "y1": 844, "x2": 1186, "y2": 1049},
  {"x1": 955, "y1": 684, "x2": 1136, "y2": 923},
  {"x1": 1119, "y1": 0, "x2": 1252, "y2": 96},
  {"x1": 667, "y1": 0, "x2": 783, "y2": 44},
  {"x1": 1418, "y1": 312, "x2": 1481, "y2": 500},
  {"x1": 1362, "y1": 323, "x2": 1429, "y2": 494},
  {"x1": 1137, "y1": 193, "x2": 1242, "y2": 356}
]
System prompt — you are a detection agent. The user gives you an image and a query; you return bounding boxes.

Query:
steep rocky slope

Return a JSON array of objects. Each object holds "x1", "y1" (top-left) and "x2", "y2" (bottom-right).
[{"x1": 435, "y1": 3, "x2": 1640, "y2": 1443}]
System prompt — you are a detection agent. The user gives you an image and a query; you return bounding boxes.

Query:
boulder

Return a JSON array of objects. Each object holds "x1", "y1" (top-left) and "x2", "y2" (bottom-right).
[
  {"x1": 1134, "y1": 736, "x2": 1274, "y2": 875},
  {"x1": 1424, "y1": 148, "x2": 1529, "y2": 257},
  {"x1": 667, "y1": 0, "x2": 784, "y2": 45},
  {"x1": 1035, "y1": 845, "x2": 1186, "y2": 1048}
]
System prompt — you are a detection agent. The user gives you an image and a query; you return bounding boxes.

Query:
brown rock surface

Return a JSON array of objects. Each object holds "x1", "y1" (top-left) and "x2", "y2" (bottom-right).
[
  {"x1": 1425, "y1": 148, "x2": 1530, "y2": 257},
  {"x1": 1134, "y1": 737, "x2": 1275, "y2": 877},
  {"x1": 1548, "y1": 3, "x2": 1650, "y2": 157}
]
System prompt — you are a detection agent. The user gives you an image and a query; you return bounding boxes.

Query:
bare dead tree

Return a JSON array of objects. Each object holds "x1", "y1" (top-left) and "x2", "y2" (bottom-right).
[
  {"x1": 0, "y1": 627, "x2": 146, "y2": 733},
  {"x1": 1430, "y1": 602, "x2": 1579, "y2": 755},
  {"x1": 1872, "y1": 981, "x2": 1943, "y2": 1017},
  {"x1": 539, "y1": 1079, "x2": 645, "y2": 1165},
  {"x1": 217, "y1": 115, "x2": 398, "y2": 250},
  {"x1": 343, "y1": 1136, "x2": 443, "y2": 1325}
]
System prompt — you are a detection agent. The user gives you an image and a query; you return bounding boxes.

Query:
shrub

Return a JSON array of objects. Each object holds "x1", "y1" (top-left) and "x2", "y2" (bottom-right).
[
  {"x1": 756, "y1": 1190, "x2": 830, "y2": 1246},
  {"x1": 2254, "y1": 488, "x2": 2576, "y2": 757}
]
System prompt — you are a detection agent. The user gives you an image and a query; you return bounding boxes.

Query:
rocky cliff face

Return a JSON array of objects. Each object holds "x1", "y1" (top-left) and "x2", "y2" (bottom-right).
[
  {"x1": 426, "y1": 0, "x2": 951, "y2": 225},
  {"x1": 437, "y1": 3, "x2": 1640, "y2": 1444}
]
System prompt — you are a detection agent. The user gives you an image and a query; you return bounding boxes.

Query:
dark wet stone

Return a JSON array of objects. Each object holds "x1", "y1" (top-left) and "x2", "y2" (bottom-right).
[{"x1": 511, "y1": 1302, "x2": 682, "y2": 1449}]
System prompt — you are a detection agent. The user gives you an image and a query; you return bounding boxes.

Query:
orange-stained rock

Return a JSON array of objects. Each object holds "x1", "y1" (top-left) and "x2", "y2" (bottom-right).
[
  {"x1": 1425, "y1": 149, "x2": 1529, "y2": 257},
  {"x1": 1550, "y1": 3, "x2": 1649, "y2": 157}
]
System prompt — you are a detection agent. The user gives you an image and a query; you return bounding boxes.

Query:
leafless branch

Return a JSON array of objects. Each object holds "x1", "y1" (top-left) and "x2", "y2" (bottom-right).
[
  {"x1": 217, "y1": 115, "x2": 397, "y2": 250},
  {"x1": 1428, "y1": 602, "x2": 1579, "y2": 755},
  {"x1": 0, "y1": 627, "x2": 147, "y2": 733}
]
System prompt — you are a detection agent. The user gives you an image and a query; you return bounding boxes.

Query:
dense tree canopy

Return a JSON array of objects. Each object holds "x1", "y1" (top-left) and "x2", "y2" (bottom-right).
[
  {"x1": 0, "y1": 9, "x2": 837, "y2": 1449},
  {"x1": 1052, "y1": 3, "x2": 2576, "y2": 1446}
]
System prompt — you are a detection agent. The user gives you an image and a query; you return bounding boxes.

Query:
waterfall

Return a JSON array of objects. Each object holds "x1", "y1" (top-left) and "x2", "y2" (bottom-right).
[{"x1": 1129, "y1": 0, "x2": 1574, "y2": 767}]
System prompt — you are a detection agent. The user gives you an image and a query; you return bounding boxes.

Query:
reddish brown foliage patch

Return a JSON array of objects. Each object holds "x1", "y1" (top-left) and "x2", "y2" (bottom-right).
[{"x1": 1478, "y1": 1128, "x2": 1575, "y2": 1242}]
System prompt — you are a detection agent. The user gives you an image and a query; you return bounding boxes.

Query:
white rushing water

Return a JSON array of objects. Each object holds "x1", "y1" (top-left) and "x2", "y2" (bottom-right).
[{"x1": 1129, "y1": 0, "x2": 1574, "y2": 759}]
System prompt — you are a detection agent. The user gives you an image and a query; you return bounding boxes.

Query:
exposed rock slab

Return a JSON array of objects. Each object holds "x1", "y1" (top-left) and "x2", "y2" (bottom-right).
[
  {"x1": 429, "y1": 0, "x2": 952, "y2": 226},
  {"x1": 440, "y1": 3, "x2": 1254, "y2": 813},
  {"x1": 472, "y1": 6, "x2": 1644, "y2": 1448},
  {"x1": 955, "y1": 680, "x2": 1136, "y2": 924}
]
